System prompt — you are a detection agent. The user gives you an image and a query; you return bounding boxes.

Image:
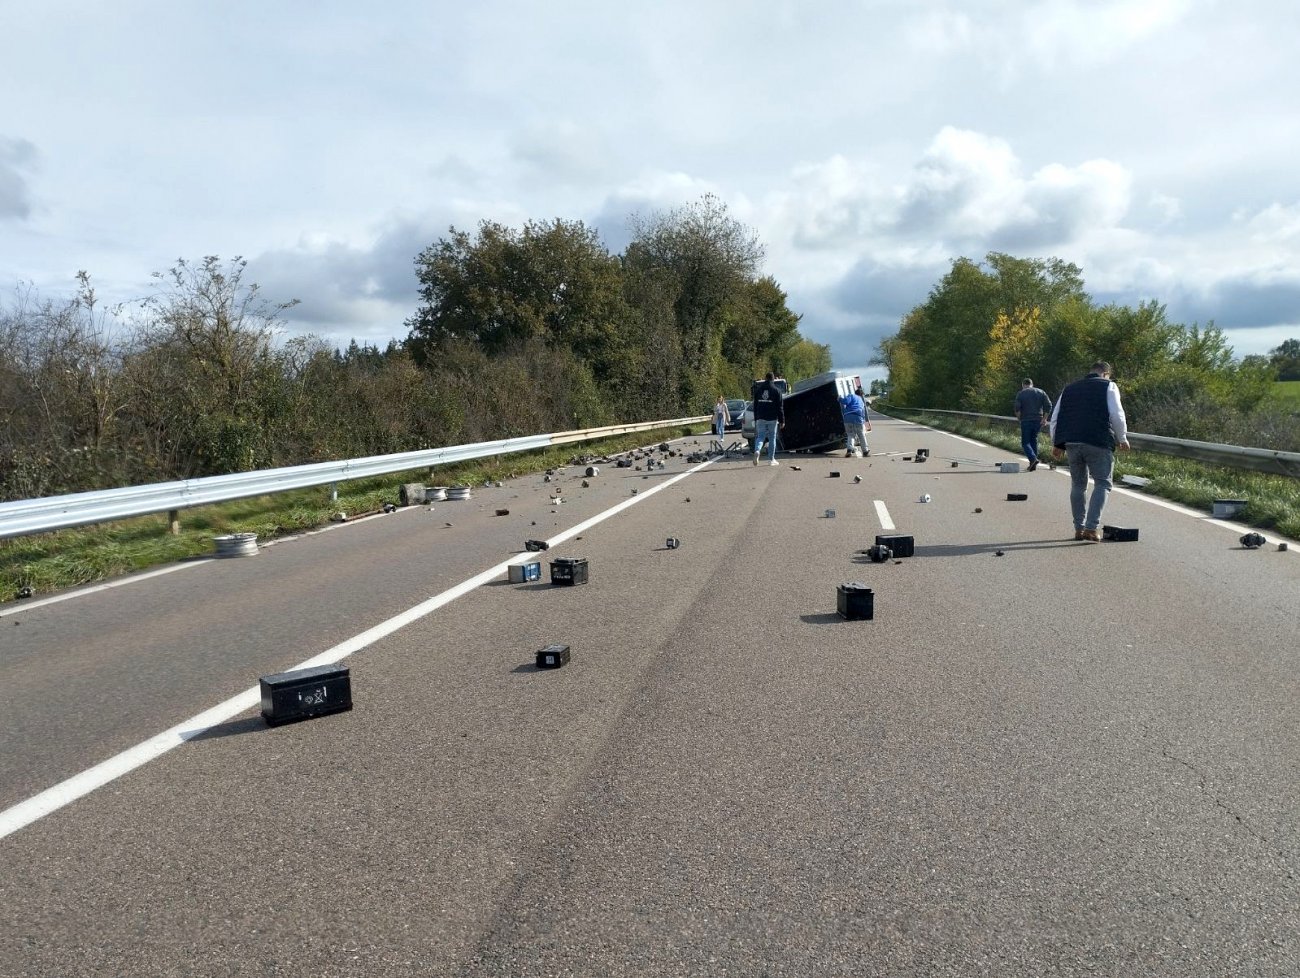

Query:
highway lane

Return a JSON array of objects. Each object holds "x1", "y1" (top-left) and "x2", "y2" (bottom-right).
[
  {"x1": 1, "y1": 416, "x2": 1297, "y2": 977},
  {"x1": 0, "y1": 441, "x2": 708, "y2": 811}
]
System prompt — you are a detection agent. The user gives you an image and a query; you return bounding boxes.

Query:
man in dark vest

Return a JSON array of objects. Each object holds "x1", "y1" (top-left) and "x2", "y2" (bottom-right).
[{"x1": 1049, "y1": 361, "x2": 1130, "y2": 542}]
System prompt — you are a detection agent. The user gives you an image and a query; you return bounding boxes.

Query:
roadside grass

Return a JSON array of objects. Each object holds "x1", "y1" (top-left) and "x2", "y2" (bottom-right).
[
  {"x1": 1270, "y1": 380, "x2": 1300, "y2": 407},
  {"x1": 882, "y1": 407, "x2": 1300, "y2": 541},
  {"x1": 0, "y1": 425, "x2": 708, "y2": 603}
]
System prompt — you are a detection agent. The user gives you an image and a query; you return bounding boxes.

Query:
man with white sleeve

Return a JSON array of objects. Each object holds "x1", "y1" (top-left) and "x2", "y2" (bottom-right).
[{"x1": 1049, "y1": 360, "x2": 1131, "y2": 542}]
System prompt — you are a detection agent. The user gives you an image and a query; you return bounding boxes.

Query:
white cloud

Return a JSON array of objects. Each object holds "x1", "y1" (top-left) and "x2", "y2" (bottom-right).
[
  {"x1": 764, "y1": 128, "x2": 1131, "y2": 262},
  {"x1": 0, "y1": 137, "x2": 37, "y2": 220},
  {"x1": 1243, "y1": 203, "x2": 1300, "y2": 242},
  {"x1": 1020, "y1": 0, "x2": 1193, "y2": 65},
  {"x1": 905, "y1": 0, "x2": 1193, "y2": 72}
]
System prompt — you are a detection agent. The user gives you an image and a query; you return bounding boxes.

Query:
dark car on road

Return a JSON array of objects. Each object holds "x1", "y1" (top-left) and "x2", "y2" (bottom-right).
[{"x1": 725, "y1": 399, "x2": 746, "y2": 431}]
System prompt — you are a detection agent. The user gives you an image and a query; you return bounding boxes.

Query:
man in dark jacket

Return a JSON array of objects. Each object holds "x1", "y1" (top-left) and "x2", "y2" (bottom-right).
[
  {"x1": 751, "y1": 372, "x2": 785, "y2": 466},
  {"x1": 1013, "y1": 378, "x2": 1053, "y2": 470},
  {"x1": 1049, "y1": 361, "x2": 1130, "y2": 542}
]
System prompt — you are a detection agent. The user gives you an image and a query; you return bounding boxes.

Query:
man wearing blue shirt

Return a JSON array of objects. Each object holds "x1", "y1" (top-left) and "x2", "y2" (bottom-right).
[
  {"x1": 1013, "y1": 378, "x2": 1053, "y2": 471},
  {"x1": 839, "y1": 386, "x2": 871, "y2": 457}
]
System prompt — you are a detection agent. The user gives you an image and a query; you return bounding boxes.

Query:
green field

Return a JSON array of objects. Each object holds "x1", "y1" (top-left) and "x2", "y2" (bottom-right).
[{"x1": 1270, "y1": 380, "x2": 1300, "y2": 406}]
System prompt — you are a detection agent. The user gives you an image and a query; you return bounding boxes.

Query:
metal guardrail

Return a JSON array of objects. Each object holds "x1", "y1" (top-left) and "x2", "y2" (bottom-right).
[
  {"x1": 881, "y1": 407, "x2": 1300, "y2": 478},
  {"x1": 0, "y1": 416, "x2": 708, "y2": 540}
]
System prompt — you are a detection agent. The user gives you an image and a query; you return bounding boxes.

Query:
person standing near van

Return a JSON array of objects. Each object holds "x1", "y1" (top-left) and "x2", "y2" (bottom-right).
[
  {"x1": 1049, "y1": 361, "x2": 1130, "y2": 542},
  {"x1": 752, "y1": 372, "x2": 785, "y2": 466},
  {"x1": 840, "y1": 386, "x2": 872, "y2": 457},
  {"x1": 1014, "y1": 378, "x2": 1053, "y2": 471}
]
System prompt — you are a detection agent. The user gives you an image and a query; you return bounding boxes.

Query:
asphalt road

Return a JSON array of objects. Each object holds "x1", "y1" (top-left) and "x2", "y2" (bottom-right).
[{"x1": 1, "y1": 416, "x2": 1297, "y2": 977}]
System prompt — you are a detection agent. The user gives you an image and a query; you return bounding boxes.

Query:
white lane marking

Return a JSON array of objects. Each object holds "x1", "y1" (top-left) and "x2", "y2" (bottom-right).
[
  {"x1": 0, "y1": 457, "x2": 715, "y2": 841},
  {"x1": 0, "y1": 509, "x2": 402, "y2": 619},
  {"x1": 0, "y1": 561, "x2": 214, "y2": 619},
  {"x1": 874, "y1": 500, "x2": 895, "y2": 531}
]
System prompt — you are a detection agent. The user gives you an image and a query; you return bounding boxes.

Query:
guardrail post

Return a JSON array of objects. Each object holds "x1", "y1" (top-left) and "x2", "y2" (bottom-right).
[
  {"x1": 329, "y1": 483, "x2": 338, "y2": 503},
  {"x1": 168, "y1": 510, "x2": 180, "y2": 535}
]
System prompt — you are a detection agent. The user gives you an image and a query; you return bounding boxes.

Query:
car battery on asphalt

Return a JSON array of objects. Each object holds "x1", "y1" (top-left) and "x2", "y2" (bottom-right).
[
  {"x1": 837, "y1": 582, "x2": 874, "y2": 620},
  {"x1": 1102, "y1": 525, "x2": 1140, "y2": 541},
  {"x1": 875, "y1": 533, "x2": 914, "y2": 557},
  {"x1": 508, "y1": 556, "x2": 542, "y2": 582},
  {"x1": 260, "y1": 664, "x2": 352, "y2": 726},
  {"x1": 536, "y1": 644, "x2": 571, "y2": 669},
  {"x1": 550, "y1": 557, "x2": 589, "y2": 586}
]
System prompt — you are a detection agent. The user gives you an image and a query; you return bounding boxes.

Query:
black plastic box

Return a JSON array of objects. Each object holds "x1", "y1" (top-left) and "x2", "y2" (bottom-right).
[
  {"x1": 536, "y1": 644, "x2": 571, "y2": 669},
  {"x1": 1102, "y1": 525, "x2": 1139, "y2": 541},
  {"x1": 875, "y1": 533, "x2": 914, "y2": 558},
  {"x1": 550, "y1": 557, "x2": 589, "y2": 586},
  {"x1": 837, "y1": 583, "x2": 874, "y2": 620},
  {"x1": 1007, "y1": 493, "x2": 1028, "y2": 501},
  {"x1": 260, "y1": 664, "x2": 352, "y2": 726}
]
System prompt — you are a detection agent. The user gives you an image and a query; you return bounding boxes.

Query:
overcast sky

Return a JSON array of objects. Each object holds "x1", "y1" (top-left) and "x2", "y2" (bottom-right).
[{"x1": 4, "y1": 0, "x2": 1298, "y2": 378}]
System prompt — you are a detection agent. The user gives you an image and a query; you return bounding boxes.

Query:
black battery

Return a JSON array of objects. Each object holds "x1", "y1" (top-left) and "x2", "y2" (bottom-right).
[
  {"x1": 1007, "y1": 493, "x2": 1028, "y2": 501},
  {"x1": 536, "y1": 644, "x2": 571, "y2": 669},
  {"x1": 875, "y1": 533, "x2": 915, "y2": 558},
  {"x1": 550, "y1": 557, "x2": 589, "y2": 586},
  {"x1": 1102, "y1": 525, "x2": 1139, "y2": 541},
  {"x1": 837, "y1": 582, "x2": 874, "y2": 620},
  {"x1": 260, "y1": 664, "x2": 352, "y2": 726}
]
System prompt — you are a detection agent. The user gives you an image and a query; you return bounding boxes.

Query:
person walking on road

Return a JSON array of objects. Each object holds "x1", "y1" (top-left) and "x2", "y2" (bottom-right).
[
  {"x1": 1014, "y1": 378, "x2": 1053, "y2": 471},
  {"x1": 1049, "y1": 361, "x2": 1130, "y2": 542},
  {"x1": 840, "y1": 386, "x2": 872, "y2": 457},
  {"x1": 752, "y1": 372, "x2": 785, "y2": 466},
  {"x1": 712, "y1": 395, "x2": 732, "y2": 445}
]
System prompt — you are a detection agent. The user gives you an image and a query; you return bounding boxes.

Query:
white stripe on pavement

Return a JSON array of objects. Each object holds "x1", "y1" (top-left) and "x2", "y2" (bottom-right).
[
  {"x1": 0, "y1": 456, "x2": 716, "y2": 842},
  {"x1": 874, "y1": 500, "x2": 895, "y2": 531}
]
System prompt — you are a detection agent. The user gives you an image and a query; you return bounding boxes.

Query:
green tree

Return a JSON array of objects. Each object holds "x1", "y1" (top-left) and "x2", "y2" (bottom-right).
[
  {"x1": 626, "y1": 194, "x2": 765, "y2": 409},
  {"x1": 406, "y1": 218, "x2": 631, "y2": 387},
  {"x1": 875, "y1": 253, "x2": 1087, "y2": 409},
  {"x1": 1269, "y1": 338, "x2": 1300, "y2": 380},
  {"x1": 776, "y1": 338, "x2": 832, "y2": 383},
  {"x1": 122, "y1": 256, "x2": 299, "y2": 476}
]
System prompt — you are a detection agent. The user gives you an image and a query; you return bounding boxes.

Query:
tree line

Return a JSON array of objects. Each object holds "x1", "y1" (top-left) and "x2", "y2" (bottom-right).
[
  {"x1": 0, "y1": 196, "x2": 830, "y2": 501},
  {"x1": 873, "y1": 253, "x2": 1300, "y2": 450}
]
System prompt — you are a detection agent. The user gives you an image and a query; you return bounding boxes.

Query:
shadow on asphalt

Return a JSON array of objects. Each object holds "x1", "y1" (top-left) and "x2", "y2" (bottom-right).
[
  {"x1": 182, "y1": 715, "x2": 268, "y2": 742},
  {"x1": 799, "y1": 612, "x2": 846, "y2": 625}
]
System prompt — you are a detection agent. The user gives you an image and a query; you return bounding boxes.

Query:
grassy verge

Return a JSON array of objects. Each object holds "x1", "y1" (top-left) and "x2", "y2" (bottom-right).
[
  {"x1": 0, "y1": 425, "x2": 708, "y2": 603},
  {"x1": 1271, "y1": 380, "x2": 1300, "y2": 407},
  {"x1": 881, "y1": 406, "x2": 1300, "y2": 540}
]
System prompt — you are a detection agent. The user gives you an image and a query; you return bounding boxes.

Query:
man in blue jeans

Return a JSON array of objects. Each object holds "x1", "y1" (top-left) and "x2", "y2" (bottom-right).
[
  {"x1": 751, "y1": 372, "x2": 785, "y2": 466},
  {"x1": 1013, "y1": 378, "x2": 1052, "y2": 471},
  {"x1": 1049, "y1": 361, "x2": 1130, "y2": 542}
]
